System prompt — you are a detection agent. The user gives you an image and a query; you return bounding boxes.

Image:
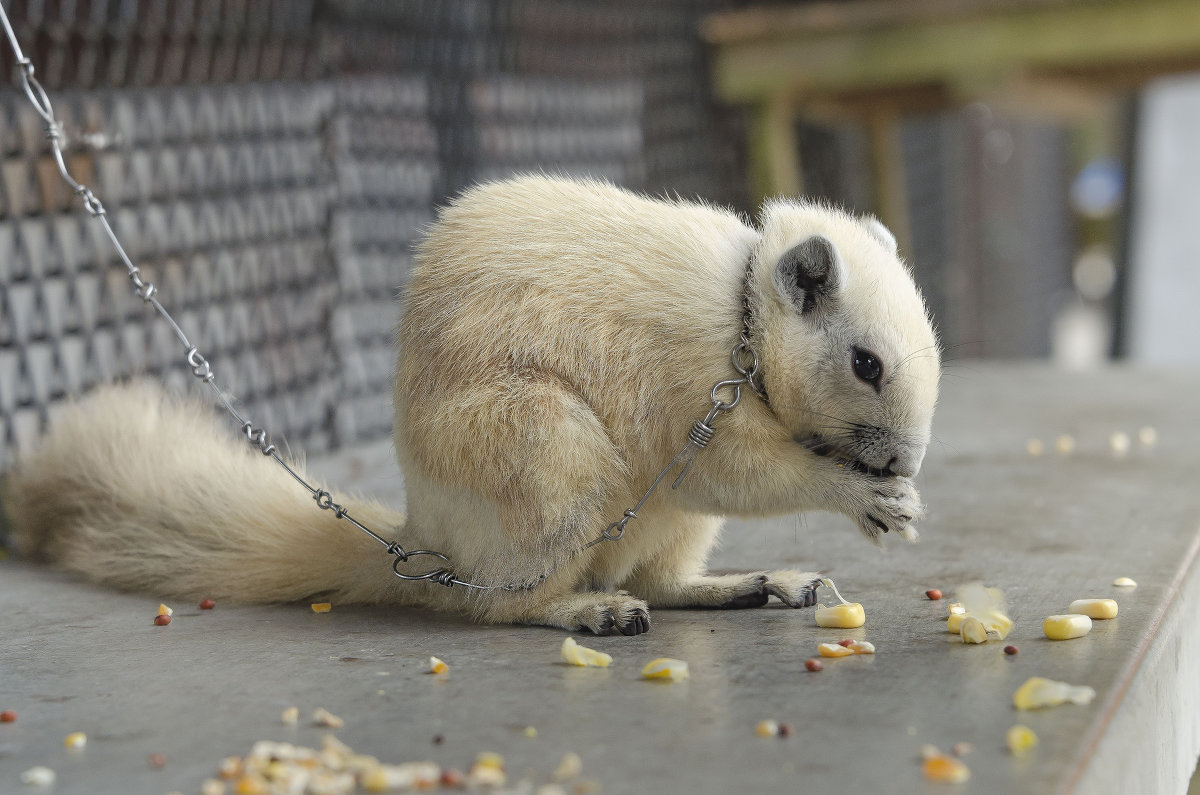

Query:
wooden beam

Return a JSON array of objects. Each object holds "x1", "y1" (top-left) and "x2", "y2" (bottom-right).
[{"x1": 747, "y1": 94, "x2": 803, "y2": 203}]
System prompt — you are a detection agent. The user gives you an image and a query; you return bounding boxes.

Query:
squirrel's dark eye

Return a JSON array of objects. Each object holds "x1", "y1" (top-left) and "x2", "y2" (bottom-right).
[{"x1": 852, "y1": 348, "x2": 882, "y2": 386}]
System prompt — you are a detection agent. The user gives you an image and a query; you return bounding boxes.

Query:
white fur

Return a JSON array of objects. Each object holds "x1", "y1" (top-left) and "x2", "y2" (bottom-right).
[{"x1": 3, "y1": 175, "x2": 940, "y2": 635}]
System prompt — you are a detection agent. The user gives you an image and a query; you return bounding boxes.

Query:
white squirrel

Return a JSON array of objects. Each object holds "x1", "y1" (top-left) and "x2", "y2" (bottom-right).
[{"x1": 2, "y1": 175, "x2": 939, "y2": 635}]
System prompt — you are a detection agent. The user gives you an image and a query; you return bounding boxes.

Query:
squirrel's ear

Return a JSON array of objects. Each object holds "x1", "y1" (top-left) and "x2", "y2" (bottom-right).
[
  {"x1": 864, "y1": 216, "x2": 897, "y2": 254},
  {"x1": 773, "y1": 235, "x2": 845, "y2": 315}
]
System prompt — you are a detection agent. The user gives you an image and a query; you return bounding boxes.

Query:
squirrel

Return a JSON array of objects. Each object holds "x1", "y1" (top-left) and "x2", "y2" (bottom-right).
[{"x1": 2, "y1": 175, "x2": 940, "y2": 636}]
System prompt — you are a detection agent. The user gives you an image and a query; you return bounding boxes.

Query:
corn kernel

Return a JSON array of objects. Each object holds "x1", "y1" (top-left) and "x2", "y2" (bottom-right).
[
  {"x1": 814, "y1": 602, "x2": 866, "y2": 628},
  {"x1": 552, "y1": 752, "x2": 582, "y2": 781},
  {"x1": 20, "y1": 767, "x2": 56, "y2": 786},
  {"x1": 960, "y1": 616, "x2": 988, "y2": 644},
  {"x1": 1108, "y1": 432, "x2": 1131, "y2": 456},
  {"x1": 234, "y1": 776, "x2": 265, "y2": 795},
  {"x1": 64, "y1": 732, "x2": 87, "y2": 750},
  {"x1": 429, "y1": 656, "x2": 449, "y2": 674},
  {"x1": 848, "y1": 640, "x2": 875, "y2": 654},
  {"x1": 983, "y1": 610, "x2": 1014, "y2": 640},
  {"x1": 641, "y1": 658, "x2": 689, "y2": 681},
  {"x1": 1043, "y1": 614, "x2": 1092, "y2": 640},
  {"x1": 918, "y1": 744, "x2": 940, "y2": 760},
  {"x1": 475, "y1": 752, "x2": 505, "y2": 770},
  {"x1": 1112, "y1": 576, "x2": 1137, "y2": 588},
  {"x1": 157, "y1": 603, "x2": 174, "y2": 617},
  {"x1": 310, "y1": 602, "x2": 332, "y2": 613},
  {"x1": 922, "y1": 754, "x2": 970, "y2": 783},
  {"x1": 1013, "y1": 676, "x2": 1096, "y2": 710},
  {"x1": 947, "y1": 613, "x2": 967, "y2": 633},
  {"x1": 755, "y1": 720, "x2": 779, "y2": 737},
  {"x1": 281, "y1": 707, "x2": 299, "y2": 726},
  {"x1": 1006, "y1": 724, "x2": 1038, "y2": 755},
  {"x1": 1026, "y1": 438, "x2": 1045, "y2": 456},
  {"x1": 201, "y1": 778, "x2": 226, "y2": 795},
  {"x1": 1069, "y1": 599, "x2": 1118, "y2": 619},
  {"x1": 311, "y1": 707, "x2": 344, "y2": 728},
  {"x1": 817, "y1": 642, "x2": 855, "y2": 658},
  {"x1": 523, "y1": 726, "x2": 537, "y2": 738},
  {"x1": 1055, "y1": 434, "x2": 1076, "y2": 455},
  {"x1": 1138, "y1": 426, "x2": 1157, "y2": 447},
  {"x1": 561, "y1": 637, "x2": 612, "y2": 668},
  {"x1": 947, "y1": 602, "x2": 966, "y2": 616}
]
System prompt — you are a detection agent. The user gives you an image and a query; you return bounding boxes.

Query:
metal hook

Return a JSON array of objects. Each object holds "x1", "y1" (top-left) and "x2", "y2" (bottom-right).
[{"x1": 391, "y1": 550, "x2": 454, "y2": 583}]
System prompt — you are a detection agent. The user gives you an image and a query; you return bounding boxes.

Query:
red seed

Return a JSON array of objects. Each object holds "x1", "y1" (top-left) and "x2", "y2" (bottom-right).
[
  {"x1": 925, "y1": 589, "x2": 943, "y2": 600},
  {"x1": 1004, "y1": 645, "x2": 1019, "y2": 655},
  {"x1": 147, "y1": 752, "x2": 168, "y2": 769},
  {"x1": 805, "y1": 659, "x2": 823, "y2": 672},
  {"x1": 0, "y1": 710, "x2": 16, "y2": 723},
  {"x1": 837, "y1": 639, "x2": 854, "y2": 647},
  {"x1": 778, "y1": 723, "x2": 794, "y2": 738},
  {"x1": 153, "y1": 614, "x2": 172, "y2": 626},
  {"x1": 440, "y1": 768, "x2": 465, "y2": 787},
  {"x1": 199, "y1": 599, "x2": 216, "y2": 610}
]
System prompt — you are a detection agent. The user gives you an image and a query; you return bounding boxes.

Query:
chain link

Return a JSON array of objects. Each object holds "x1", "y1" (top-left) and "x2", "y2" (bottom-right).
[{"x1": 0, "y1": 5, "x2": 765, "y2": 593}]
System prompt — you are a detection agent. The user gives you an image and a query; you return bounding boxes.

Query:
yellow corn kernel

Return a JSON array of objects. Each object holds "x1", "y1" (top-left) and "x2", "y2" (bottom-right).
[
  {"x1": 475, "y1": 752, "x2": 505, "y2": 770},
  {"x1": 63, "y1": 732, "x2": 87, "y2": 750},
  {"x1": 157, "y1": 603, "x2": 174, "y2": 616},
  {"x1": 310, "y1": 602, "x2": 332, "y2": 613},
  {"x1": 983, "y1": 610, "x2": 1014, "y2": 640},
  {"x1": 1069, "y1": 599, "x2": 1118, "y2": 619},
  {"x1": 560, "y1": 637, "x2": 612, "y2": 668},
  {"x1": 947, "y1": 602, "x2": 967, "y2": 616},
  {"x1": 311, "y1": 707, "x2": 344, "y2": 728},
  {"x1": 960, "y1": 616, "x2": 988, "y2": 644},
  {"x1": 1006, "y1": 725, "x2": 1039, "y2": 756},
  {"x1": 429, "y1": 656, "x2": 449, "y2": 674},
  {"x1": 1043, "y1": 614, "x2": 1092, "y2": 640},
  {"x1": 1026, "y1": 438, "x2": 1044, "y2": 456},
  {"x1": 848, "y1": 640, "x2": 875, "y2": 654},
  {"x1": 523, "y1": 726, "x2": 537, "y2": 738},
  {"x1": 281, "y1": 707, "x2": 299, "y2": 726},
  {"x1": 641, "y1": 658, "x2": 689, "y2": 681},
  {"x1": 1054, "y1": 434, "x2": 1076, "y2": 454},
  {"x1": 817, "y1": 642, "x2": 855, "y2": 658},
  {"x1": 947, "y1": 612, "x2": 968, "y2": 633},
  {"x1": 1013, "y1": 676, "x2": 1096, "y2": 710},
  {"x1": 755, "y1": 720, "x2": 779, "y2": 737},
  {"x1": 1113, "y1": 576, "x2": 1137, "y2": 588},
  {"x1": 922, "y1": 754, "x2": 970, "y2": 783},
  {"x1": 234, "y1": 776, "x2": 266, "y2": 795},
  {"x1": 814, "y1": 602, "x2": 866, "y2": 628}
]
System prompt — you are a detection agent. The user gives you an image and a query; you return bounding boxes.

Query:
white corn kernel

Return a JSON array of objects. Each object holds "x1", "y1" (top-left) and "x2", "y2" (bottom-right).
[
  {"x1": 281, "y1": 707, "x2": 299, "y2": 726},
  {"x1": 1108, "y1": 431, "x2": 1131, "y2": 456},
  {"x1": 1026, "y1": 438, "x2": 1044, "y2": 457},
  {"x1": 959, "y1": 616, "x2": 988, "y2": 644},
  {"x1": 561, "y1": 637, "x2": 612, "y2": 668},
  {"x1": 1043, "y1": 614, "x2": 1092, "y2": 640},
  {"x1": 429, "y1": 656, "x2": 449, "y2": 674},
  {"x1": 1069, "y1": 599, "x2": 1118, "y2": 619},
  {"x1": 641, "y1": 658, "x2": 689, "y2": 681},
  {"x1": 64, "y1": 732, "x2": 87, "y2": 750},
  {"x1": 1113, "y1": 576, "x2": 1137, "y2": 588},
  {"x1": 21, "y1": 767, "x2": 56, "y2": 786},
  {"x1": 1054, "y1": 434, "x2": 1076, "y2": 455},
  {"x1": 947, "y1": 602, "x2": 967, "y2": 616},
  {"x1": 848, "y1": 640, "x2": 875, "y2": 654},
  {"x1": 1138, "y1": 426, "x2": 1157, "y2": 447},
  {"x1": 311, "y1": 708, "x2": 344, "y2": 728}
]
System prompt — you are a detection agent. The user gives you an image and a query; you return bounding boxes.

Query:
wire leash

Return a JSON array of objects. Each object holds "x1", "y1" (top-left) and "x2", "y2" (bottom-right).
[{"x1": 1, "y1": 6, "x2": 764, "y2": 592}]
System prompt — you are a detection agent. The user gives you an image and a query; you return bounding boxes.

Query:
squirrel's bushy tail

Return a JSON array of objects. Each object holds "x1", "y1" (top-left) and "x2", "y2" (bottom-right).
[{"x1": 1, "y1": 382, "x2": 414, "y2": 605}]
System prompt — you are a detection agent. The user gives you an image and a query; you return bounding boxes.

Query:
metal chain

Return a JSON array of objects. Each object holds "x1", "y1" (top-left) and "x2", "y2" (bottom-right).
[{"x1": 0, "y1": 5, "x2": 764, "y2": 593}]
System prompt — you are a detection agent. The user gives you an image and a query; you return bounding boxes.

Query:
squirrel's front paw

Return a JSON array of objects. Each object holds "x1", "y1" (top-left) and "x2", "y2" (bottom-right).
[{"x1": 855, "y1": 476, "x2": 924, "y2": 544}]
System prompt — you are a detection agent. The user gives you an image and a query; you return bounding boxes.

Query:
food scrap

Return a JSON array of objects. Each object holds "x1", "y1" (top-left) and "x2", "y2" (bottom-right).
[
  {"x1": 200, "y1": 598, "x2": 217, "y2": 609},
  {"x1": 1006, "y1": 724, "x2": 1039, "y2": 756},
  {"x1": 1013, "y1": 677, "x2": 1096, "y2": 710},
  {"x1": 948, "y1": 584, "x2": 1013, "y2": 642},
  {"x1": 310, "y1": 603, "x2": 332, "y2": 613},
  {"x1": 1069, "y1": 599, "x2": 1118, "y2": 619},
  {"x1": 814, "y1": 578, "x2": 866, "y2": 628},
  {"x1": 1025, "y1": 438, "x2": 1045, "y2": 457},
  {"x1": 922, "y1": 754, "x2": 970, "y2": 783},
  {"x1": 1004, "y1": 645, "x2": 1019, "y2": 656},
  {"x1": 153, "y1": 614, "x2": 172, "y2": 626},
  {"x1": 1054, "y1": 434, "x2": 1076, "y2": 455},
  {"x1": 925, "y1": 589, "x2": 942, "y2": 600},
  {"x1": 63, "y1": 731, "x2": 87, "y2": 750},
  {"x1": 1043, "y1": 614, "x2": 1092, "y2": 640},
  {"x1": 804, "y1": 659, "x2": 823, "y2": 672},
  {"x1": 20, "y1": 767, "x2": 56, "y2": 786},
  {"x1": 281, "y1": 707, "x2": 299, "y2": 726},
  {"x1": 429, "y1": 656, "x2": 449, "y2": 674},
  {"x1": 311, "y1": 707, "x2": 344, "y2": 729},
  {"x1": 641, "y1": 658, "x2": 689, "y2": 682},
  {"x1": 1108, "y1": 431, "x2": 1131, "y2": 456},
  {"x1": 1112, "y1": 576, "x2": 1137, "y2": 588},
  {"x1": 1138, "y1": 426, "x2": 1157, "y2": 447},
  {"x1": 0, "y1": 710, "x2": 15, "y2": 722},
  {"x1": 817, "y1": 642, "x2": 854, "y2": 658},
  {"x1": 560, "y1": 637, "x2": 612, "y2": 668},
  {"x1": 467, "y1": 752, "x2": 506, "y2": 788},
  {"x1": 157, "y1": 603, "x2": 174, "y2": 617},
  {"x1": 755, "y1": 720, "x2": 779, "y2": 737}
]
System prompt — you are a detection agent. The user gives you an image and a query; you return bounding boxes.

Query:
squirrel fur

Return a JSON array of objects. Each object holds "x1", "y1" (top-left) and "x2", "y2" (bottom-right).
[{"x1": 2, "y1": 175, "x2": 940, "y2": 635}]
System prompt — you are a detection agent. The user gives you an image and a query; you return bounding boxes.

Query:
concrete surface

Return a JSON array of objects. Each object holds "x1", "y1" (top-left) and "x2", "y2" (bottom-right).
[{"x1": 1, "y1": 363, "x2": 1199, "y2": 794}]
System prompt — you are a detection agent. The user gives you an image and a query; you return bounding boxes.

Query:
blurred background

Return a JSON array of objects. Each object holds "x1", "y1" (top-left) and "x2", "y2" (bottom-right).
[{"x1": 0, "y1": 0, "x2": 1197, "y2": 473}]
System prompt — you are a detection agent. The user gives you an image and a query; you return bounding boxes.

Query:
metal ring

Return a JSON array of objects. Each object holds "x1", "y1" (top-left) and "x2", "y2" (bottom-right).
[
  {"x1": 710, "y1": 379, "x2": 744, "y2": 411},
  {"x1": 602, "y1": 520, "x2": 626, "y2": 542},
  {"x1": 391, "y1": 550, "x2": 453, "y2": 582},
  {"x1": 731, "y1": 342, "x2": 759, "y2": 380}
]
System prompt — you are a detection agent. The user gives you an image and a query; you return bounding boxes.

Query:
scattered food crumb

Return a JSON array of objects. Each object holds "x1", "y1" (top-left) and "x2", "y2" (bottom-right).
[
  {"x1": 1069, "y1": 598, "x2": 1118, "y2": 619},
  {"x1": 523, "y1": 726, "x2": 538, "y2": 739},
  {"x1": 1137, "y1": 426, "x2": 1158, "y2": 447},
  {"x1": 755, "y1": 720, "x2": 779, "y2": 737},
  {"x1": 310, "y1": 602, "x2": 332, "y2": 613},
  {"x1": 1004, "y1": 645, "x2": 1019, "y2": 656},
  {"x1": 1013, "y1": 676, "x2": 1096, "y2": 710},
  {"x1": 922, "y1": 754, "x2": 970, "y2": 783},
  {"x1": 918, "y1": 744, "x2": 940, "y2": 761},
  {"x1": 218, "y1": 755, "x2": 242, "y2": 778},
  {"x1": 1054, "y1": 434, "x2": 1076, "y2": 455},
  {"x1": 200, "y1": 599, "x2": 216, "y2": 610},
  {"x1": 848, "y1": 640, "x2": 875, "y2": 654},
  {"x1": 20, "y1": 766, "x2": 56, "y2": 786},
  {"x1": 552, "y1": 752, "x2": 582, "y2": 782},
  {"x1": 157, "y1": 603, "x2": 174, "y2": 617},
  {"x1": 560, "y1": 637, "x2": 612, "y2": 668},
  {"x1": 467, "y1": 752, "x2": 507, "y2": 788},
  {"x1": 429, "y1": 656, "x2": 449, "y2": 675},
  {"x1": 814, "y1": 601, "x2": 866, "y2": 628},
  {"x1": 1113, "y1": 576, "x2": 1137, "y2": 588},
  {"x1": 836, "y1": 638, "x2": 854, "y2": 647},
  {"x1": 311, "y1": 707, "x2": 344, "y2": 728},
  {"x1": 432, "y1": 735, "x2": 444, "y2": 745},
  {"x1": 959, "y1": 616, "x2": 988, "y2": 644},
  {"x1": 1025, "y1": 438, "x2": 1045, "y2": 457},
  {"x1": 925, "y1": 589, "x2": 942, "y2": 600},
  {"x1": 63, "y1": 731, "x2": 87, "y2": 750},
  {"x1": 947, "y1": 602, "x2": 966, "y2": 616},
  {"x1": 804, "y1": 659, "x2": 823, "y2": 672},
  {"x1": 1108, "y1": 431, "x2": 1131, "y2": 456},
  {"x1": 817, "y1": 642, "x2": 855, "y2": 658},
  {"x1": 200, "y1": 778, "x2": 224, "y2": 795},
  {"x1": 281, "y1": 706, "x2": 299, "y2": 726},
  {"x1": 951, "y1": 742, "x2": 972, "y2": 757},
  {"x1": 778, "y1": 723, "x2": 794, "y2": 738},
  {"x1": 440, "y1": 769, "x2": 465, "y2": 787},
  {"x1": 148, "y1": 752, "x2": 168, "y2": 769},
  {"x1": 641, "y1": 658, "x2": 689, "y2": 682},
  {"x1": 153, "y1": 614, "x2": 172, "y2": 626},
  {"x1": 0, "y1": 710, "x2": 16, "y2": 722},
  {"x1": 1006, "y1": 724, "x2": 1039, "y2": 755},
  {"x1": 1043, "y1": 614, "x2": 1092, "y2": 640}
]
